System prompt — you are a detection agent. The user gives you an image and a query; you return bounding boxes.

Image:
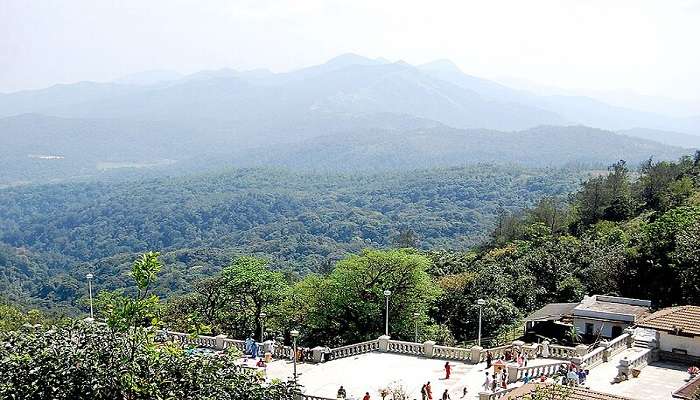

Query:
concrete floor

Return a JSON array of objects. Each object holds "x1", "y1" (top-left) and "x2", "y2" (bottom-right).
[
  {"x1": 584, "y1": 349, "x2": 690, "y2": 400},
  {"x1": 265, "y1": 352, "x2": 561, "y2": 400}
]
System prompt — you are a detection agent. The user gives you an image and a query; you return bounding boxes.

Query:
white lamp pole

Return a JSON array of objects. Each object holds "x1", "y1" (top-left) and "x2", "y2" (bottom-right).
[
  {"x1": 259, "y1": 312, "x2": 267, "y2": 342},
  {"x1": 86, "y1": 273, "x2": 95, "y2": 320},
  {"x1": 413, "y1": 312, "x2": 420, "y2": 343},
  {"x1": 290, "y1": 330, "x2": 299, "y2": 388},
  {"x1": 383, "y1": 290, "x2": 392, "y2": 336},
  {"x1": 477, "y1": 298, "x2": 486, "y2": 347}
]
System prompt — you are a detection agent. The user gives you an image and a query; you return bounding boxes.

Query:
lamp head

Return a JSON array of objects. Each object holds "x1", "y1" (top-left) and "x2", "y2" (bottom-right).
[
  {"x1": 383, "y1": 290, "x2": 392, "y2": 297},
  {"x1": 290, "y1": 330, "x2": 299, "y2": 338},
  {"x1": 86, "y1": 273, "x2": 94, "y2": 280},
  {"x1": 477, "y1": 299, "x2": 486, "y2": 306}
]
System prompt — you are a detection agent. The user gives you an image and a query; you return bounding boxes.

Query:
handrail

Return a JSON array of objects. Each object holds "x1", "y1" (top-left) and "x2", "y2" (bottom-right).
[{"x1": 329, "y1": 339, "x2": 379, "y2": 360}]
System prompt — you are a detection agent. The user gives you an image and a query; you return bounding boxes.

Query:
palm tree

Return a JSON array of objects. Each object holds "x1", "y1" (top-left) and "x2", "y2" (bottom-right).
[{"x1": 567, "y1": 326, "x2": 582, "y2": 345}]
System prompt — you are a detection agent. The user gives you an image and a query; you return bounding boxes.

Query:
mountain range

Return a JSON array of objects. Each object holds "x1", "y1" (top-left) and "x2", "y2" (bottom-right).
[{"x1": 1, "y1": 53, "x2": 698, "y2": 185}]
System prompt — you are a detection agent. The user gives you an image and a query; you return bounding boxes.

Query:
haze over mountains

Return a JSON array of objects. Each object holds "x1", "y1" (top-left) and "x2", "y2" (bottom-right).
[{"x1": 1, "y1": 54, "x2": 698, "y2": 185}]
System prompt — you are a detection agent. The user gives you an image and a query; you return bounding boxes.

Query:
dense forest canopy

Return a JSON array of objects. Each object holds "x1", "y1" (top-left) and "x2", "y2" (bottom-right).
[{"x1": 0, "y1": 164, "x2": 584, "y2": 309}]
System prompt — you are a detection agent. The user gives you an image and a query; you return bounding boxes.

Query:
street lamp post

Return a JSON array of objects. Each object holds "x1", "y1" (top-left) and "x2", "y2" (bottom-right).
[
  {"x1": 477, "y1": 298, "x2": 486, "y2": 347},
  {"x1": 259, "y1": 312, "x2": 267, "y2": 343},
  {"x1": 290, "y1": 330, "x2": 299, "y2": 388},
  {"x1": 413, "y1": 312, "x2": 420, "y2": 343},
  {"x1": 383, "y1": 290, "x2": 392, "y2": 336},
  {"x1": 86, "y1": 273, "x2": 95, "y2": 320}
]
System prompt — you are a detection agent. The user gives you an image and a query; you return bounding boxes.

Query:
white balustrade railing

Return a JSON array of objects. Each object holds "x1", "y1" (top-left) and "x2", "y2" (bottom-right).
[
  {"x1": 620, "y1": 348, "x2": 654, "y2": 373},
  {"x1": 607, "y1": 333, "x2": 629, "y2": 357},
  {"x1": 433, "y1": 344, "x2": 471, "y2": 361},
  {"x1": 484, "y1": 387, "x2": 517, "y2": 400},
  {"x1": 579, "y1": 346, "x2": 605, "y2": 369},
  {"x1": 223, "y1": 338, "x2": 246, "y2": 352},
  {"x1": 513, "y1": 361, "x2": 570, "y2": 381},
  {"x1": 329, "y1": 340, "x2": 379, "y2": 360},
  {"x1": 479, "y1": 344, "x2": 513, "y2": 362},
  {"x1": 274, "y1": 345, "x2": 293, "y2": 359},
  {"x1": 387, "y1": 340, "x2": 423, "y2": 356},
  {"x1": 548, "y1": 345, "x2": 577, "y2": 359}
]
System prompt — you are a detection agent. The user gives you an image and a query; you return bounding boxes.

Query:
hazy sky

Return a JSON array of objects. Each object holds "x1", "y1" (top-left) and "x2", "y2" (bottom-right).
[{"x1": 2, "y1": 0, "x2": 700, "y2": 100}]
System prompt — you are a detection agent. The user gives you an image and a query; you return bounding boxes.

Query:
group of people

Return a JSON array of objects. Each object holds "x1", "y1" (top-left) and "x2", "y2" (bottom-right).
[
  {"x1": 484, "y1": 348, "x2": 529, "y2": 369},
  {"x1": 482, "y1": 370, "x2": 509, "y2": 393}
]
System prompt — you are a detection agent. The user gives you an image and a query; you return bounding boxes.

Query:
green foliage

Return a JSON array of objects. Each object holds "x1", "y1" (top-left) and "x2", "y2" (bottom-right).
[
  {"x1": 0, "y1": 322, "x2": 292, "y2": 400},
  {"x1": 164, "y1": 256, "x2": 287, "y2": 338},
  {"x1": 0, "y1": 166, "x2": 583, "y2": 309}
]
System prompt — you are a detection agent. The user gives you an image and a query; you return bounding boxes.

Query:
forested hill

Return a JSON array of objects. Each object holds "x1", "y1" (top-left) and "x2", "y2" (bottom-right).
[{"x1": 0, "y1": 165, "x2": 584, "y2": 309}]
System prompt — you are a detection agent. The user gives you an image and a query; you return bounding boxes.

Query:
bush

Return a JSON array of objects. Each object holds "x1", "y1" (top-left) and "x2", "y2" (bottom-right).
[{"x1": 0, "y1": 321, "x2": 293, "y2": 400}]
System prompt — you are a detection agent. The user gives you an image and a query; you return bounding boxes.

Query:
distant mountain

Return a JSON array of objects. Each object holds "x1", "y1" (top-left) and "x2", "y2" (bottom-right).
[
  {"x1": 114, "y1": 69, "x2": 184, "y2": 85},
  {"x1": 617, "y1": 127, "x2": 700, "y2": 149},
  {"x1": 2, "y1": 54, "x2": 698, "y2": 137},
  {"x1": 1, "y1": 54, "x2": 699, "y2": 185},
  {"x1": 225, "y1": 124, "x2": 690, "y2": 171},
  {"x1": 0, "y1": 111, "x2": 691, "y2": 185}
]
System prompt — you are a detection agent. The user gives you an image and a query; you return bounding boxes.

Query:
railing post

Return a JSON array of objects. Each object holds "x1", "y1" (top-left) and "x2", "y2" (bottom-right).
[
  {"x1": 507, "y1": 364, "x2": 519, "y2": 383},
  {"x1": 311, "y1": 346, "x2": 324, "y2": 363},
  {"x1": 470, "y1": 345, "x2": 483, "y2": 364},
  {"x1": 624, "y1": 328, "x2": 635, "y2": 348},
  {"x1": 478, "y1": 392, "x2": 491, "y2": 400},
  {"x1": 215, "y1": 334, "x2": 227, "y2": 350},
  {"x1": 423, "y1": 340, "x2": 436, "y2": 358},
  {"x1": 600, "y1": 339, "x2": 611, "y2": 362},
  {"x1": 378, "y1": 335, "x2": 390, "y2": 352},
  {"x1": 575, "y1": 344, "x2": 588, "y2": 356}
]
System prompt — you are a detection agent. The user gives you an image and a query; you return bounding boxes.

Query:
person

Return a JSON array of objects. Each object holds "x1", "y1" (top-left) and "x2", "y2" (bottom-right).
[
  {"x1": 523, "y1": 353, "x2": 529, "y2": 367},
  {"x1": 461, "y1": 387, "x2": 468, "y2": 398},
  {"x1": 491, "y1": 374, "x2": 497, "y2": 392},
  {"x1": 522, "y1": 372, "x2": 531, "y2": 384},
  {"x1": 486, "y1": 351, "x2": 493, "y2": 368},
  {"x1": 444, "y1": 362, "x2": 451, "y2": 379},
  {"x1": 421, "y1": 384, "x2": 428, "y2": 400},
  {"x1": 426, "y1": 381, "x2": 433, "y2": 400},
  {"x1": 245, "y1": 335, "x2": 254, "y2": 356},
  {"x1": 362, "y1": 392, "x2": 371, "y2": 400},
  {"x1": 482, "y1": 372, "x2": 491, "y2": 392},
  {"x1": 441, "y1": 389, "x2": 450, "y2": 400},
  {"x1": 337, "y1": 386, "x2": 347, "y2": 399},
  {"x1": 255, "y1": 358, "x2": 266, "y2": 368},
  {"x1": 250, "y1": 340, "x2": 259, "y2": 359}
]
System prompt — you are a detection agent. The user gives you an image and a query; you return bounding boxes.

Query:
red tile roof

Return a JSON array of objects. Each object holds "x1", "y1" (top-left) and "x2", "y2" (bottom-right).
[
  {"x1": 506, "y1": 383, "x2": 636, "y2": 400},
  {"x1": 637, "y1": 306, "x2": 700, "y2": 335}
]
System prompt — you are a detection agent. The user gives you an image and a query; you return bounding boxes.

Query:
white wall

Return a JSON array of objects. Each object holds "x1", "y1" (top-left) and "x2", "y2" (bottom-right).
[
  {"x1": 659, "y1": 332, "x2": 700, "y2": 357},
  {"x1": 573, "y1": 318, "x2": 629, "y2": 339}
]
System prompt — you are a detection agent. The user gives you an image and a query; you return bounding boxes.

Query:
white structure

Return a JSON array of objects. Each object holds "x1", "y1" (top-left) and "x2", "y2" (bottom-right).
[
  {"x1": 572, "y1": 295, "x2": 651, "y2": 339},
  {"x1": 638, "y1": 305, "x2": 700, "y2": 358}
]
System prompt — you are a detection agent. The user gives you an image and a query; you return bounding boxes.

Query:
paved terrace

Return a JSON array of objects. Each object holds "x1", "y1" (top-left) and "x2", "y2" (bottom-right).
[
  {"x1": 163, "y1": 329, "x2": 695, "y2": 400},
  {"x1": 585, "y1": 347, "x2": 690, "y2": 400},
  {"x1": 267, "y1": 352, "x2": 564, "y2": 399}
]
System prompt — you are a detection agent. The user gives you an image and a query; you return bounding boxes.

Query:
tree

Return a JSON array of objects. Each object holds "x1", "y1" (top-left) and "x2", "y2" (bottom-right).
[
  {"x1": 307, "y1": 249, "x2": 440, "y2": 345},
  {"x1": 163, "y1": 256, "x2": 288, "y2": 339},
  {"x1": 98, "y1": 251, "x2": 163, "y2": 332}
]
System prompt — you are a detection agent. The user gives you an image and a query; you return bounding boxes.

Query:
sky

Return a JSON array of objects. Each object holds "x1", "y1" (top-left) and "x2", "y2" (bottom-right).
[{"x1": 1, "y1": 0, "x2": 700, "y2": 101}]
